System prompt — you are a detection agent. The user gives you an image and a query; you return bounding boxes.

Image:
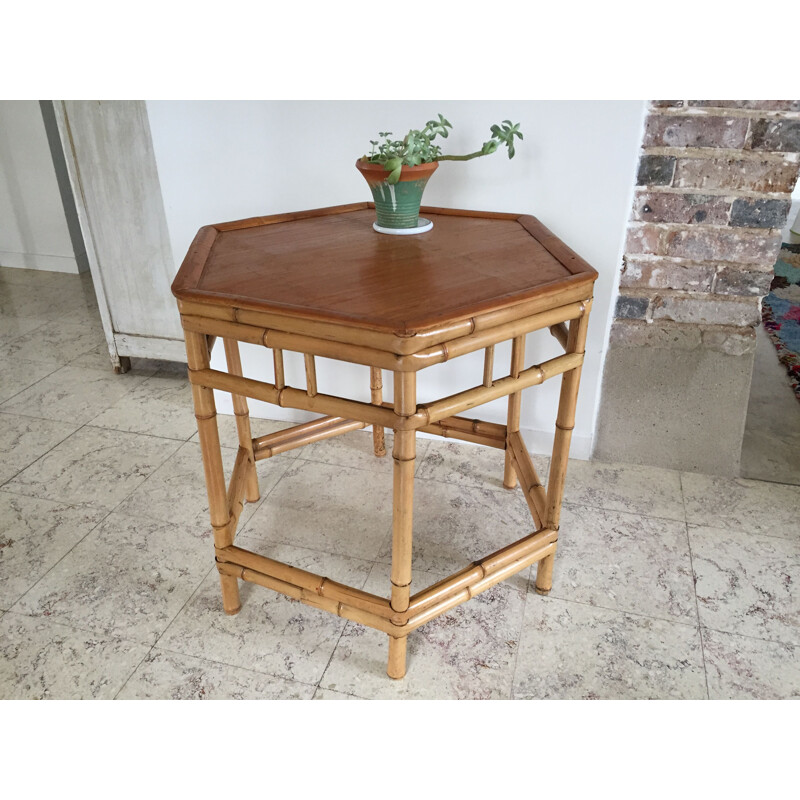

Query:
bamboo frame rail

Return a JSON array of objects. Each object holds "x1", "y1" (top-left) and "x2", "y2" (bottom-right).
[
  {"x1": 179, "y1": 300, "x2": 587, "y2": 373},
  {"x1": 506, "y1": 431, "x2": 547, "y2": 528},
  {"x1": 173, "y1": 204, "x2": 597, "y2": 681},
  {"x1": 253, "y1": 416, "x2": 368, "y2": 459}
]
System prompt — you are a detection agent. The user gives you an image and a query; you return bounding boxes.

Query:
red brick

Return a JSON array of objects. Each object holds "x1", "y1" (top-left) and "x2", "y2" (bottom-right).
[
  {"x1": 688, "y1": 101, "x2": 800, "y2": 112},
  {"x1": 664, "y1": 228, "x2": 781, "y2": 264},
  {"x1": 643, "y1": 115, "x2": 749, "y2": 149},
  {"x1": 749, "y1": 119, "x2": 800, "y2": 153},
  {"x1": 632, "y1": 191, "x2": 730, "y2": 225},
  {"x1": 625, "y1": 224, "x2": 662, "y2": 255},
  {"x1": 714, "y1": 267, "x2": 774, "y2": 296},
  {"x1": 673, "y1": 157, "x2": 799, "y2": 193},
  {"x1": 620, "y1": 259, "x2": 715, "y2": 291}
]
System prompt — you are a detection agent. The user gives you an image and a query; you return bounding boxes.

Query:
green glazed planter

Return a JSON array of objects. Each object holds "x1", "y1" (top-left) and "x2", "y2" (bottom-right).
[{"x1": 356, "y1": 159, "x2": 439, "y2": 234}]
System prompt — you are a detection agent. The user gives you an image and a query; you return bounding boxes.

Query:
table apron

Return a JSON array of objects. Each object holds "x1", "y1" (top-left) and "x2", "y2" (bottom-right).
[{"x1": 180, "y1": 299, "x2": 587, "y2": 372}]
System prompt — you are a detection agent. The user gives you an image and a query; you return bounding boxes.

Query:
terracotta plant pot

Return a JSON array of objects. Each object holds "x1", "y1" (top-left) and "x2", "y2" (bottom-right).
[{"x1": 355, "y1": 159, "x2": 439, "y2": 232}]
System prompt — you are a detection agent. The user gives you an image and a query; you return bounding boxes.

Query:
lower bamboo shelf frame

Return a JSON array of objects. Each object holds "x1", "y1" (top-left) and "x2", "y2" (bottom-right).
[{"x1": 179, "y1": 291, "x2": 593, "y2": 680}]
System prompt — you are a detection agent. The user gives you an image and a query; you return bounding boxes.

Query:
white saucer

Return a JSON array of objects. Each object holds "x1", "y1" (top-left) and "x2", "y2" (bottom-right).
[{"x1": 373, "y1": 218, "x2": 433, "y2": 235}]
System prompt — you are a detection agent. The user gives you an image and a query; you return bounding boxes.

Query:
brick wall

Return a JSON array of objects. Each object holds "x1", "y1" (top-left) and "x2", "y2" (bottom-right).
[{"x1": 614, "y1": 100, "x2": 800, "y2": 348}]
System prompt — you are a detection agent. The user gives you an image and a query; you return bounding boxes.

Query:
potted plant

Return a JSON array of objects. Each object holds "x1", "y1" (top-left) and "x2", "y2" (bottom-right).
[{"x1": 356, "y1": 114, "x2": 523, "y2": 234}]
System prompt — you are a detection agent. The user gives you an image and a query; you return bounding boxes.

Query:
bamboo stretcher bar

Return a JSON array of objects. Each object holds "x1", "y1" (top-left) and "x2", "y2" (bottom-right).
[
  {"x1": 216, "y1": 561, "x2": 400, "y2": 637},
  {"x1": 402, "y1": 540, "x2": 557, "y2": 633},
  {"x1": 218, "y1": 538, "x2": 557, "y2": 638},
  {"x1": 216, "y1": 545, "x2": 395, "y2": 619},
  {"x1": 405, "y1": 527, "x2": 557, "y2": 618},
  {"x1": 188, "y1": 367, "x2": 281, "y2": 404},
  {"x1": 217, "y1": 527, "x2": 556, "y2": 636},
  {"x1": 252, "y1": 416, "x2": 367, "y2": 460},
  {"x1": 506, "y1": 431, "x2": 547, "y2": 527},
  {"x1": 280, "y1": 386, "x2": 406, "y2": 429},
  {"x1": 420, "y1": 351, "x2": 584, "y2": 426},
  {"x1": 417, "y1": 415, "x2": 507, "y2": 449},
  {"x1": 188, "y1": 368, "x2": 405, "y2": 429}
]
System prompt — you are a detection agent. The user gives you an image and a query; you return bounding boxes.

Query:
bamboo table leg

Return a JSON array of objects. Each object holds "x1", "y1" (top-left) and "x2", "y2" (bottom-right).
[
  {"x1": 370, "y1": 366, "x2": 386, "y2": 457},
  {"x1": 503, "y1": 334, "x2": 526, "y2": 489},
  {"x1": 186, "y1": 330, "x2": 241, "y2": 615},
  {"x1": 223, "y1": 337, "x2": 259, "y2": 503},
  {"x1": 536, "y1": 302, "x2": 591, "y2": 595},
  {"x1": 388, "y1": 371, "x2": 416, "y2": 679}
]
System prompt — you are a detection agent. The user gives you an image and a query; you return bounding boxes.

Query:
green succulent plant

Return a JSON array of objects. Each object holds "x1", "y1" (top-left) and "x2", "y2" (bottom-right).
[{"x1": 362, "y1": 114, "x2": 523, "y2": 184}]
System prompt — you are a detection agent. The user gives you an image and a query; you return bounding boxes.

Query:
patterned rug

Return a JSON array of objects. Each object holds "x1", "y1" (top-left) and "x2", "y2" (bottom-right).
[{"x1": 762, "y1": 242, "x2": 800, "y2": 402}]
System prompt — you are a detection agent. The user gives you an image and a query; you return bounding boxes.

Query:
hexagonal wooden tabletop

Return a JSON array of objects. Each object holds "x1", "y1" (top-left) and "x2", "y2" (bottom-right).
[{"x1": 172, "y1": 203, "x2": 597, "y2": 335}]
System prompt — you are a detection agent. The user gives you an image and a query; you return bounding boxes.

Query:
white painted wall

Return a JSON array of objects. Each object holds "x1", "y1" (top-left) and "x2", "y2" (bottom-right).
[
  {"x1": 0, "y1": 100, "x2": 82, "y2": 273},
  {"x1": 147, "y1": 101, "x2": 646, "y2": 459}
]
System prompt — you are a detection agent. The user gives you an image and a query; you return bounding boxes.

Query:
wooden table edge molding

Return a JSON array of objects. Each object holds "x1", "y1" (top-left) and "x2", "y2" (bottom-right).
[{"x1": 171, "y1": 204, "x2": 598, "y2": 680}]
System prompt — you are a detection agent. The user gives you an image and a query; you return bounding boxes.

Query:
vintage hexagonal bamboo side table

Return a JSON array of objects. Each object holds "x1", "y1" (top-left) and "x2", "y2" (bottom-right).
[{"x1": 171, "y1": 203, "x2": 598, "y2": 679}]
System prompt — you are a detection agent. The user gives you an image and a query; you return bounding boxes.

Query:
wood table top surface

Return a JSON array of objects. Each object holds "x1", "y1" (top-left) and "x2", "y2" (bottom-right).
[{"x1": 172, "y1": 203, "x2": 598, "y2": 335}]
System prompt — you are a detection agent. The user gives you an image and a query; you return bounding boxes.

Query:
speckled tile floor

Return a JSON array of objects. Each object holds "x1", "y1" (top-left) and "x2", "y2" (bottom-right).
[{"x1": 1, "y1": 265, "x2": 799, "y2": 700}]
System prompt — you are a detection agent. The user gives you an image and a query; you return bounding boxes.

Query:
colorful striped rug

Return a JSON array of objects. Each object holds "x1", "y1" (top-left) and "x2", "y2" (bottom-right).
[{"x1": 762, "y1": 242, "x2": 800, "y2": 402}]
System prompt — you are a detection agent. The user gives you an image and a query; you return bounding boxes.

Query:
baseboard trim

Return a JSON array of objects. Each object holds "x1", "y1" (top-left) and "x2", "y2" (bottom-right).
[{"x1": 0, "y1": 251, "x2": 81, "y2": 273}]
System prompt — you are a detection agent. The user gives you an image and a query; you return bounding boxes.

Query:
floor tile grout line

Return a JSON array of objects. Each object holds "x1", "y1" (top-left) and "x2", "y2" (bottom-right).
[
  {"x1": 0, "y1": 425, "x2": 186, "y2": 512},
  {"x1": 0, "y1": 606, "x2": 157, "y2": 651},
  {"x1": 315, "y1": 619, "x2": 354, "y2": 694},
  {"x1": 0, "y1": 385, "x2": 191, "y2": 434},
  {"x1": 508, "y1": 566, "x2": 533, "y2": 700},
  {"x1": 112, "y1": 645, "x2": 157, "y2": 700},
  {"x1": 699, "y1": 623, "x2": 800, "y2": 649},
  {"x1": 684, "y1": 519, "x2": 800, "y2": 543},
  {"x1": 80, "y1": 423, "x2": 197, "y2": 446},
  {"x1": 4, "y1": 427, "x2": 190, "y2": 612},
  {"x1": 0, "y1": 419, "x2": 89, "y2": 490},
  {"x1": 0, "y1": 362, "x2": 64, "y2": 409},
  {"x1": 0, "y1": 316, "x2": 64, "y2": 348},
  {"x1": 145, "y1": 643, "x2": 320, "y2": 695},
  {"x1": 80, "y1": 371, "x2": 197, "y2": 434},
  {"x1": 0, "y1": 419, "x2": 93, "y2": 493},
  {"x1": 312, "y1": 685, "x2": 363, "y2": 700},
  {"x1": 114, "y1": 562, "x2": 225, "y2": 700},
  {"x1": 533, "y1": 591, "x2": 703, "y2": 631},
  {"x1": 683, "y1": 518, "x2": 711, "y2": 699}
]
